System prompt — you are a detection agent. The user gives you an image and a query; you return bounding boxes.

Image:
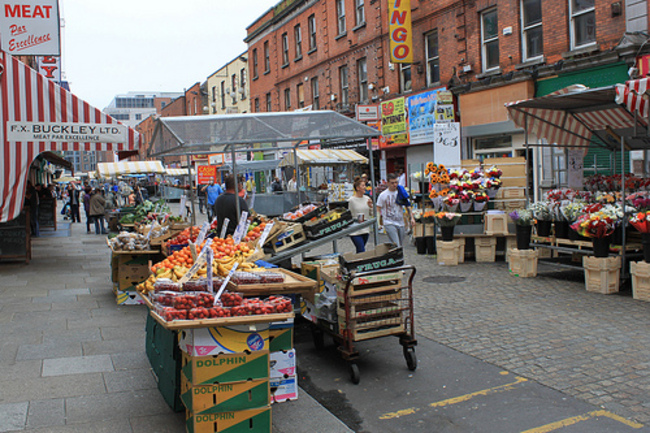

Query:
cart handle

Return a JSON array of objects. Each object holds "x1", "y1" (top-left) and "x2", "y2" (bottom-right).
[{"x1": 347, "y1": 264, "x2": 416, "y2": 287}]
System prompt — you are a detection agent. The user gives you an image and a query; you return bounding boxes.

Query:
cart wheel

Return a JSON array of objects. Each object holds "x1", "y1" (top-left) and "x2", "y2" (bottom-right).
[
  {"x1": 349, "y1": 363, "x2": 360, "y2": 384},
  {"x1": 311, "y1": 327, "x2": 325, "y2": 350},
  {"x1": 403, "y1": 347, "x2": 417, "y2": 371}
]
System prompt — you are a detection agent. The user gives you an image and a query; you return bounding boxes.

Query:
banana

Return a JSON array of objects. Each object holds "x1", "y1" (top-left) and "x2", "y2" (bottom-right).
[{"x1": 158, "y1": 269, "x2": 172, "y2": 279}]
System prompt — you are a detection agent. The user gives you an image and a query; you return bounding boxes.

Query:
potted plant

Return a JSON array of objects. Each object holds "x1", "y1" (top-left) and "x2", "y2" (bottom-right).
[
  {"x1": 570, "y1": 211, "x2": 617, "y2": 257},
  {"x1": 509, "y1": 209, "x2": 534, "y2": 250},
  {"x1": 530, "y1": 201, "x2": 553, "y2": 237},
  {"x1": 435, "y1": 212, "x2": 462, "y2": 241},
  {"x1": 630, "y1": 210, "x2": 650, "y2": 262}
]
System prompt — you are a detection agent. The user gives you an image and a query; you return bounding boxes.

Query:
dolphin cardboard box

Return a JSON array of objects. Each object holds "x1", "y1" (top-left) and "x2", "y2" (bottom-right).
[
  {"x1": 185, "y1": 406, "x2": 271, "y2": 433},
  {"x1": 178, "y1": 324, "x2": 270, "y2": 357},
  {"x1": 181, "y1": 350, "x2": 270, "y2": 386},
  {"x1": 181, "y1": 377, "x2": 270, "y2": 414}
]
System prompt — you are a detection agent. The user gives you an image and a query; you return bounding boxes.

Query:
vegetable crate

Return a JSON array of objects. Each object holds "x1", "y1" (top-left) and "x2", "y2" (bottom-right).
[
  {"x1": 303, "y1": 209, "x2": 353, "y2": 240},
  {"x1": 437, "y1": 240, "x2": 461, "y2": 266},
  {"x1": 475, "y1": 238, "x2": 497, "y2": 262},
  {"x1": 630, "y1": 261, "x2": 650, "y2": 301},
  {"x1": 583, "y1": 256, "x2": 621, "y2": 294},
  {"x1": 270, "y1": 224, "x2": 306, "y2": 253},
  {"x1": 311, "y1": 265, "x2": 417, "y2": 385}
]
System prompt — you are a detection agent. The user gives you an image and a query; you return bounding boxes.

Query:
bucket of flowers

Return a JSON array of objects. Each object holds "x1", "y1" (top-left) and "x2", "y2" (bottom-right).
[
  {"x1": 570, "y1": 211, "x2": 617, "y2": 257},
  {"x1": 473, "y1": 191, "x2": 489, "y2": 211},
  {"x1": 561, "y1": 202, "x2": 586, "y2": 241},
  {"x1": 443, "y1": 193, "x2": 460, "y2": 213},
  {"x1": 458, "y1": 191, "x2": 473, "y2": 213},
  {"x1": 530, "y1": 201, "x2": 553, "y2": 237},
  {"x1": 435, "y1": 211, "x2": 462, "y2": 241},
  {"x1": 509, "y1": 208, "x2": 534, "y2": 250},
  {"x1": 630, "y1": 210, "x2": 650, "y2": 262}
]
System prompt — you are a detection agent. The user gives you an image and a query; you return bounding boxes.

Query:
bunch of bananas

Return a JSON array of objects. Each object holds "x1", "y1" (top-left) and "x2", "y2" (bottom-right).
[
  {"x1": 137, "y1": 274, "x2": 157, "y2": 294},
  {"x1": 215, "y1": 253, "x2": 258, "y2": 277}
]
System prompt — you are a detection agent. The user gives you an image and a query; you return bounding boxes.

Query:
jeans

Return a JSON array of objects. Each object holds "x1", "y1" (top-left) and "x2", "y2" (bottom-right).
[
  {"x1": 384, "y1": 224, "x2": 405, "y2": 248},
  {"x1": 70, "y1": 204, "x2": 81, "y2": 222},
  {"x1": 93, "y1": 215, "x2": 106, "y2": 234},
  {"x1": 30, "y1": 207, "x2": 40, "y2": 237},
  {"x1": 85, "y1": 211, "x2": 92, "y2": 232},
  {"x1": 350, "y1": 234, "x2": 369, "y2": 253}
]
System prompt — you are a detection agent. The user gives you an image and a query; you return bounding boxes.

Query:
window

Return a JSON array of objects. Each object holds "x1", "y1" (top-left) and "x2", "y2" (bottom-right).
[
  {"x1": 254, "y1": 98, "x2": 260, "y2": 112},
  {"x1": 400, "y1": 64, "x2": 412, "y2": 93},
  {"x1": 339, "y1": 65, "x2": 349, "y2": 107},
  {"x1": 481, "y1": 8, "x2": 499, "y2": 71},
  {"x1": 336, "y1": 0, "x2": 346, "y2": 35},
  {"x1": 570, "y1": 0, "x2": 595, "y2": 49},
  {"x1": 294, "y1": 25, "x2": 302, "y2": 59},
  {"x1": 281, "y1": 33, "x2": 289, "y2": 66},
  {"x1": 220, "y1": 81, "x2": 225, "y2": 109},
  {"x1": 311, "y1": 77, "x2": 320, "y2": 110},
  {"x1": 135, "y1": 113, "x2": 142, "y2": 121},
  {"x1": 231, "y1": 74, "x2": 237, "y2": 104},
  {"x1": 266, "y1": 93, "x2": 272, "y2": 112},
  {"x1": 240, "y1": 68, "x2": 247, "y2": 99},
  {"x1": 358, "y1": 58, "x2": 368, "y2": 102},
  {"x1": 211, "y1": 86, "x2": 216, "y2": 102},
  {"x1": 308, "y1": 14, "x2": 317, "y2": 51},
  {"x1": 112, "y1": 113, "x2": 129, "y2": 121},
  {"x1": 297, "y1": 83, "x2": 305, "y2": 108},
  {"x1": 252, "y1": 48, "x2": 258, "y2": 78},
  {"x1": 425, "y1": 31, "x2": 440, "y2": 85},
  {"x1": 284, "y1": 88, "x2": 291, "y2": 110},
  {"x1": 355, "y1": 0, "x2": 365, "y2": 26},
  {"x1": 264, "y1": 41, "x2": 270, "y2": 72},
  {"x1": 521, "y1": 0, "x2": 543, "y2": 60}
]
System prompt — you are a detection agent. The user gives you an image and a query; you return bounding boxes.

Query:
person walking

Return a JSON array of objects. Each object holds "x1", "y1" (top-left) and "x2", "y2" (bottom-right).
[
  {"x1": 376, "y1": 173, "x2": 415, "y2": 248},
  {"x1": 26, "y1": 181, "x2": 40, "y2": 237},
  {"x1": 271, "y1": 177, "x2": 283, "y2": 193},
  {"x1": 203, "y1": 179, "x2": 223, "y2": 221},
  {"x1": 89, "y1": 189, "x2": 108, "y2": 234},
  {"x1": 214, "y1": 175, "x2": 249, "y2": 237},
  {"x1": 68, "y1": 183, "x2": 81, "y2": 223},
  {"x1": 198, "y1": 183, "x2": 207, "y2": 214},
  {"x1": 83, "y1": 185, "x2": 93, "y2": 234},
  {"x1": 348, "y1": 178, "x2": 373, "y2": 253}
]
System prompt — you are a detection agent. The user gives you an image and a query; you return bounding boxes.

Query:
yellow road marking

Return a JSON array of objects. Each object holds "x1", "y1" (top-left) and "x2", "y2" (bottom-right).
[
  {"x1": 521, "y1": 410, "x2": 644, "y2": 432},
  {"x1": 379, "y1": 376, "x2": 528, "y2": 420}
]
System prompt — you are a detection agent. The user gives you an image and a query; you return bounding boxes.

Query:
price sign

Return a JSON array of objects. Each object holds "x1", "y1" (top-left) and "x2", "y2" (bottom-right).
[
  {"x1": 195, "y1": 222, "x2": 211, "y2": 249},
  {"x1": 179, "y1": 238, "x2": 213, "y2": 283},
  {"x1": 220, "y1": 218, "x2": 230, "y2": 239},
  {"x1": 256, "y1": 222, "x2": 275, "y2": 248},
  {"x1": 213, "y1": 262, "x2": 239, "y2": 305},
  {"x1": 232, "y1": 211, "x2": 249, "y2": 244},
  {"x1": 206, "y1": 247, "x2": 214, "y2": 292}
]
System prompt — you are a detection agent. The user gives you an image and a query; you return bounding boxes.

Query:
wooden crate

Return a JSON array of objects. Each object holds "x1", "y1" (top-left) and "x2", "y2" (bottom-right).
[
  {"x1": 631, "y1": 261, "x2": 650, "y2": 301},
  {"x1": 271, "y1": 224, "x2": 306, "y2": 253},
  {"x1": 484, "y1": 213, "x2": 509, "y2": 236},
  {"x1": 475, "y1": 237, "x2": 497, "y2": 262},
  {"x1": 437, "y1": 240, "x2": 460, "y2": 266},
  {"x1": 337, "y1": 272, "x2": 402, "y2": 298},
  {"x1": 583, "y1": 256, "x2": 621, "y2": 294},
  {"x1": 508, "y1": 248, "x2": 539, "y2": 278}
]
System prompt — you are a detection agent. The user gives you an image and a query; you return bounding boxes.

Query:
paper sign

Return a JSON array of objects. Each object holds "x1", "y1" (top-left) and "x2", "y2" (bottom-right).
[
  {"x1": 433, "y1": 122, "x2": 461, "y2": 167},
  {"x1": 195, "y1": 222, "x2": 211, "y2": 249},
  {"x1": 220, "y1": 218, "x2": 230, "y2": 239},
  {"x1": 567, "y1": 149, "x2": 584, "y2": 190},
  {"x1": 213, "y1": 262, "x2": 239, "y2": 305},
  {"x1": 206, "y1": 248, "x2": 214, "y2": 293},
  {"x1": 232, "y1": 211, "x2": 249, "y2": 244},
  {"x1": 179, "y1": 239, "x2": 212, "y2": 283},
  {"x1": 179, "y1": 195, "x2": 187, "y2": 217},
  {"x1": 257, "y1": 222, "x2": 275, "y2": 248}
]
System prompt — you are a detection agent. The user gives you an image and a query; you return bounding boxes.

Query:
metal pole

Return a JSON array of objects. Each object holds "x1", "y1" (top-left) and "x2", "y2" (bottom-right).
[
  {"x1": 293, "y1": 147, "x2": 301, "y2": 202},
  {"x1": 524, "y1": 114, "x2": 530, "y2": 207},
  {"x1": 186, "y1": 154, "x2": 196, "y2": 226},
  {"x1": 621, "y1": 135, "x2": 627, "y2": 278},
  {"x1": 232, "y1": 147, "x2": 241, "y2": 219},
  {"x1": 367, "y1": 138, "x2": 378, "y2": 245}
]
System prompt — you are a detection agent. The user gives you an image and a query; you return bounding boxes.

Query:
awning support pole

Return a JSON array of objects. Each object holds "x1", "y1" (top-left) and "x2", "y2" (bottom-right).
[
  {"x1": 525, "y1": 114, "x2": 531, "y2": 207},
  {"x1": 187, "y1": 154, "x2": 196, "y2": 226},
  {"x1": 367, "y1": 138, "x2": 378, "y2": 245},
  {"x1": 233, "y1": 147, "x2": 241, "y2": 220},
  {"x1": 621, "y1": 135, "x2": 627, "y2": 279},
  {"x1": 293, "y1": 147, "x2": 301, "y2": 202}
]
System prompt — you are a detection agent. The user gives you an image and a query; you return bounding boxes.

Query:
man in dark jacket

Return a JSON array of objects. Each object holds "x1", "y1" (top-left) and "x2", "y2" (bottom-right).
[
  {"x1": 67, "y1": 184, "x2": 81, "y2": 223},
  {"x1": 214, "y1": 175, "x2": 249, "y2": 237}
]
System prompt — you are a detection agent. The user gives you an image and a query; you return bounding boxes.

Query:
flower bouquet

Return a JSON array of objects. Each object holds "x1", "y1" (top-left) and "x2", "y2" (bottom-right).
[
  {"x1": 630, "y1": 211, "x2": 650, "y2": 262},
  {"x1": 530, "y1": 201, "x2": 553, "y2": 236},
  {"x1": 424, "y1": 162, "x2": 437, "y2": 176},
  {"x1": 570, "y1": 211, "x2": 617, "y2": 257},
  {"x1": 458, "y1": 191, "x2": 474, "y2": 213},
  {"x1": 486, "y1": 166, "x2": 502, "y2": 178},
  {"x1": 485, "y1": 177, "x2": 502, "y2": 198},
  {"x1": 443, "y1": 193, "x2": 460, "y2": 212},
  {"x1": 509, "y1": 208, "x2": 534, "y2": 249},
  {"x1": 422, "y1": 210, "x2": 437, "y2": 224},
  {"x1": 473, "y1": 191, "x2": 489, "y2": 211},
  {"x1": 435, "y1": 211, "x2": 461, "y2": 241}
]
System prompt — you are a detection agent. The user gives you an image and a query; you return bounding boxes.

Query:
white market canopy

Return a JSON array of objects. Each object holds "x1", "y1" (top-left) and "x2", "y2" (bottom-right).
[
  {"x1": 165, "y1": 167, "x2": 195, "y2": 176},
  {"x1": 96, "y1": 161, "x2": 165, "y2": 178},
  {"x1": 279, "y1": 149, "x2": 368, "y2": 167},
  {"x1": 505, "y1": 83, "x2": 650, "y2": 152},
  {"x1": 148, "y1": 111, "x2": 380, "y2": 157}
]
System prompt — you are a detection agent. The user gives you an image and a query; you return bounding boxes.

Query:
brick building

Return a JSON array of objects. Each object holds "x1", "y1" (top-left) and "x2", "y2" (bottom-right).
[{"x1": 206, "y1": 53, "x2": 251, "y2": 115}]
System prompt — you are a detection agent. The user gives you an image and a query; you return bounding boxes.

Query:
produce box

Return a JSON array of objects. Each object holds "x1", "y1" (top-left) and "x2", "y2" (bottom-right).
[
  {"x1": 281, "y1": 203, "x2": 327, "y2": 223},
  {"x1": 185, "y1": 406, "x2": 271, "y2": 433},
  {"x1": 181, "y1": 350, "x2": 270, "y2": 386},
  {"x1": 301, "y1": 261, "x2": 340, "y2": 303},
  {"x1": 178, "y1": 324, "x2": 270, "y2": 357},
  {"x1": 269, "y1": 319, "x2": 294, "y2": 352},
  {"x1": 339, "y1": 243, "x2": 404, "y2": 274},
  {"x1": 181, "y1": 378, "x2": 270, "y2": 414},
  {"x1": 270, "y1": 223, "x2": 306, "y2": 253},
  {"x1": 113, "y1": 284, "x2": 146, "y2": 305},
  {"x1": 270, "y1": 349, "x2": 296, "y2": 380},
  {"x1": 303, "y1": 208, "x2": 353, "y2": 239},
  {"x1": 270, "y1": 375, "x2": 298, "y2": 404}
]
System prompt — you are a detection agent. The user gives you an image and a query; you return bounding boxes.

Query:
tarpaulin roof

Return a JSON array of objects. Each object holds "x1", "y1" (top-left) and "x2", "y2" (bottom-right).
[
  {"x1": 149, "y1": 111, "x2": 380, "y2": 157},
  {"x1": 615, "y1": 77, "x2": 649, "y2": 118},
  {"x1": 279, "y1": 149, "x2": 368, "y2": 167},
  {"x1": 165, "y1": 167, "x2": 195, "y2": 176},
  {"x1": 0, "y1": 51, "x2": 141, "y2": 222},
  {"x1": 506, "y1": 84, "x2": 650, "y2": 152},
  {"x1": 96, "y1": 161, "x2": 165, "y2": 178},
  {"x1": 219, "y1": 159, "x2": 281, "y2": 172}
]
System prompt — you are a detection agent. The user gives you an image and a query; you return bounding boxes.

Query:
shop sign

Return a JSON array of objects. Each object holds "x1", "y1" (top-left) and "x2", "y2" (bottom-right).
[
  {"x1": 0, "y1": 0, "x2": 61, "y2": 55},
  {"x1": 208, "y1": 154, "x2": 224, "y2": 165},
  {"x1": 388, "y1": 0, "x2": 413, "y2": 63},
  {"x1": 433, "y1": 122, "x2": 461, "y2": 167},
  {"x1": 356, "y1": 104, "x2": 379, "y2": 122},
  {"x1": 406, "y1": 88, "x2": 453, "y2": 145},
  {"x1": 7, "y1": 121, "x2": 126, "y2": 143},
  {"x1": 35, "y1": 55, "x2": 60, "y2": 84},
  {"x1": 379, "y1": 133, "x2": 408, "y2": 149},
  {"x1": 381, "y1": 97, "x2": 406, "y2": 135},
  {"x1": 196, "y1": 165, "x2": 218, "y2": 184},
  {"x1": 567, "y1": 149, "x2": 584, "y2": 190}
]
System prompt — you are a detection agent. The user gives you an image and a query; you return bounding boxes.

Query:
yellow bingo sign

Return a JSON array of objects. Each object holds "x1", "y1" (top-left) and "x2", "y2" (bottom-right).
[{"x1": 388, "y1": 0, "x2": 413, "y2": 63}]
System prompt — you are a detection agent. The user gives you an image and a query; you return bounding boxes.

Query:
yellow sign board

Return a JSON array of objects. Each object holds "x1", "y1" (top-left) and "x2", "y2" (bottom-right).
[{"x1": 388, "y1": 0, "x2": 413, "y2": 63}]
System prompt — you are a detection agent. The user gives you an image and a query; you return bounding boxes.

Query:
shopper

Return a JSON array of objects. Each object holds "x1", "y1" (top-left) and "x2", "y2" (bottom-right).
[
  {"x1": 214, "y1": 175, "x2": 249, "y2": 237},
  {"x1": 376, "y1": 173, "x2": 415, "y2": 248},
  {"x1": 25, "y1": 180, "x2": 40, "y2": 237},
  {"x1": 89, "y1": 189, "x2": 108, "y2": 234},
  {"x1": 198, "y1": 183, "x2": 207, "y2": 214},
  {"x1": 287, "y1": 175, "x2": 297, "y2": 192},
  {"x1": 83, "y1": 185, "x2": 93, "y2": 234},
  {"x1": 203, "y1": 179, "x2": 223, "y2": 221},
  {"x1": 348, "y1": 178, "x2": 373, "y2": 253},
  {"x1": 271, "y1": 177, "x2": 283, "y2": 193},
  {"x1": 67, "y1": 183, "x2": 81, "y2": 223}
]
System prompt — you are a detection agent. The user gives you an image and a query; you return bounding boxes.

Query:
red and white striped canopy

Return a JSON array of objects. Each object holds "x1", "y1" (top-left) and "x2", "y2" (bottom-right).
[
  {"x1": 0, "y1": 51, "x2": 140, "y2": 223},
  {"x1": 506, "y1": 84, "x2": 648, "y2": 154},
  {"x1": 615, "y1": 77, "x2": 649, "y2": 118}
]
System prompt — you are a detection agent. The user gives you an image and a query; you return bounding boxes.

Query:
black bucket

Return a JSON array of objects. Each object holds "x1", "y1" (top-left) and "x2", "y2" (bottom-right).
[
  {"x1": 415, "y1": 237, "x2": 427, "y2": 255},
  {"x1": 516, "y1": 225, "x2": 532, "y2": 250},
  {"x1": 554, "y1": 221, "x2": 569, "y2": 239},
  {"x1": 592, "y1": 236, "x2": 611, "y2": 258},
  {"x1": 537, "y1": 220, "x2": 552, "y2": 237},
  {"x1": 425, "y1": 236, "x2": 436, "y2": 255},
  {"x1": 440, "y1": 226, "x2": 455, "y2": 242}
]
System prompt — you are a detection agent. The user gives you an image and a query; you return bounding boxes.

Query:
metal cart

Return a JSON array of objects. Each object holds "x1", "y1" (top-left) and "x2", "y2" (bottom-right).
[{"x1": 311, "y1": 265, "x2": 417, "y2": 384}]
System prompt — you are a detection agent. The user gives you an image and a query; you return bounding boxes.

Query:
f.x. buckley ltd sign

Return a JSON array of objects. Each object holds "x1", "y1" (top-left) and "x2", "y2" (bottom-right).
[{"x1": 7, "y1": 121, "x2": 127, "y2": 143}]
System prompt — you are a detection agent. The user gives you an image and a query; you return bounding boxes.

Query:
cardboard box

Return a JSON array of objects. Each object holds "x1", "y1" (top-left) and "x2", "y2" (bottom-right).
[
  {"x1": 339, "y1": 243, "x2": 404, "y2": 274},
  {"x1": 269, "y1": 327, "x2": 293, "y2": 352},
  {"x1": 181, "y1": 350, "x2": 270, "y2": 386},
  {"x1": 185, "y1": 406, "x2": 271, "y2": 433},
  {"x1": 270, "y1": 375, "x2": 298, "y2": 403},
  {"x1": 179, "y1": 324, "x2": 270, "y2": 357},
  {"x1": 113, "y1": 284, "x2": 146, "y2": 305},
  {"x1": 181, "y1": 378, "x2": 270, "y2": 414},
  {"x1": 301, "y1": 262, "x2": 340, "y2": 303},
  {"x1": 300, "y1": 299, "x2": 318, "y2": 323},
  {"x1": 270, "y1": 349, "x2": 296, "y2": 380},
  {"x1": 115, "y1": 254, "x2": 153, "y2": 290}
]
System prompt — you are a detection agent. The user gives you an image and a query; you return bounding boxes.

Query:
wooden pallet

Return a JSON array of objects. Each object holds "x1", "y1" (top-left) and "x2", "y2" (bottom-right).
[
  {"x1": 337, "y1": 299, "x2": 402, "y2": 320},
  {"x1": 338, "y1": 279, "x2": 402, "y2": 298},
  {"x1": 341, "y1": 321, "x2": 406, "y2": 341},
  {"x1": 271, "y1": 224, "x2": 307, "y2": 253}
]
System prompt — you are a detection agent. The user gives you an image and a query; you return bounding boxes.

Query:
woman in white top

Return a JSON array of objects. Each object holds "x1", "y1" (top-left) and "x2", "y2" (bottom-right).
[{"x1": 347, "y1": 179, "x2": 373, "y2": 253}]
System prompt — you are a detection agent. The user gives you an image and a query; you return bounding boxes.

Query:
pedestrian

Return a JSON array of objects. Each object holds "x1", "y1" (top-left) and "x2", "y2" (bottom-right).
[
  {"x1": 238, "y1": 176, "x2": 247, "y2": 200},
  {"x1": 271, "y1": 177, "x2": 283, "y2": 193},
  {"x1": 397, "y1": 168, "x2": 406, "y2": 188},
  {"x1": 83, "y1": 185, "x2": 93, "y2": 234},
  {"x1": 203, "y1": 179, "x2": 223, "y2": 221},
  {"x1": 89, "y1": 189, "x2": 108, "y2": 234},
  {"x1": 348, "y1": 178, "x2": 373, "y2": 253},
  {"x1": 287, "y1": 175, "x2": 297, "y2": 192},
  {"x1": 198, "y1": 183, "x2": 207, "y2": 214},
  {"x1": 214, "y1": 175, "x2": 249, "y2": 237},
  {"x1": 376, "y1": 173, "x2": 415, "y2": 248},
  {"x1": 25, "y1": 180, "x2": 40, "y2": 237},
  {"x1": 67, "y1": 183, "x2": 81, "y2": 223}
]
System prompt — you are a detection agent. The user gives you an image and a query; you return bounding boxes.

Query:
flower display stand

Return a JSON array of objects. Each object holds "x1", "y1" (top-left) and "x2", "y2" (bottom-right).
[
  {"x1": 582, "y1": 256, "x2": 621, "y2": 294},
  {"x1": 475, "y1": 238, "x2": 496, "y2": 262},
  {"x1": 456, "y1": 238, "x2": 466, "y2": 263},
  {"x1": 437, "y1": 240, "x2": 460, "y2": 266},
  {"x1": 484, "y1": 213, "x2": 508, "y2": 236},
  {"x1": 508, "y1": 248, "x2": 538, "y2": 278},
  {"x1": 630, "y1": 261, "x2": 650, "y2": 301},
  {"x1": 505, "y1": 237, "x2": 517, "y2": 261}
]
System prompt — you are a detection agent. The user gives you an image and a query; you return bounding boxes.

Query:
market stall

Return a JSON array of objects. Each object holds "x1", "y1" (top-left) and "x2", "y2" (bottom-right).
[{"x1": 160, "y1": 167, "x2": 195, "y2": 201}]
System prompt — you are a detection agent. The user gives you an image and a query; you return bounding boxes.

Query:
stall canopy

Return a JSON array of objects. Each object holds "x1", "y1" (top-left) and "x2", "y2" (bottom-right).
[
  {"x1": 148, "y1": 111, "x2": 380, "y2": 157},
  {"x1": 96, "y1": 161, "x2": 165, "y2": 178},
  {"x1": 0, "y1": 51, "x2": 141, "y2": 222},
  {"x1": 505, "y1": 84, "x2": 650, "y2": 152},
  {"x1": 279, "y1": 149, "x2": 368, "y2": 167},
  {"x1": 165, "y1": 167, "x2": 196, "y2": 176}
]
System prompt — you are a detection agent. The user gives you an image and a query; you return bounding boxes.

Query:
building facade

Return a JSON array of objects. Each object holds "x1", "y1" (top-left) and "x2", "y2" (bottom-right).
[
  {"x1": 103, "y1": 91, "x2": 183, "y2": 129},
  {"x1": 206, "y1": 53, "x2": 251, "y2": 115}
]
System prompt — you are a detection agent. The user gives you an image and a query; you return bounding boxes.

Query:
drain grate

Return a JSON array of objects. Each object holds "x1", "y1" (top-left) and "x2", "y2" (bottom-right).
[{"x1": 422, "y1": 276, "x2": 467, "y2": 284}]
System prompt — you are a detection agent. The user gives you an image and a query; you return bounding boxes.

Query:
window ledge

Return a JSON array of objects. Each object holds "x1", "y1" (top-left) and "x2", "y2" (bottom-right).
[
  {"x1": 335, "y1": 32, "x2": 347, "y2": 41},
  {"x1": 307, "y1": 47, "x2": 317, "y2": 55},
  {"x1": 294, "y1": 55, "x2": 303, "y2": 62},
  {"x1": 476, "y1": 67, "x2": 502, "y2": 79},
  {"x1": 281, "y1": 63, "x2": 289, "y2": 69},
  {"x1": 562, "y1": 43, "x2": 598, "y2": 58},
  {"x1": 264, "y1": 70, "x2": 270, "y2": 75},
  {"x1": 352, "y1": 22, "x2": 366, "y2": 32},
  {"x1": 252, "y1": 75, "x2": 259, "y2": 81},
  {"x1": 515, "y1": 57, "x2": 545, "y2": 70}
]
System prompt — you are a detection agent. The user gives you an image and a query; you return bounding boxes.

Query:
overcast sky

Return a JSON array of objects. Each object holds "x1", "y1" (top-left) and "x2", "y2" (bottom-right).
[{"x1": 61, "y1": 0, "x2": 277, "y2": 110}]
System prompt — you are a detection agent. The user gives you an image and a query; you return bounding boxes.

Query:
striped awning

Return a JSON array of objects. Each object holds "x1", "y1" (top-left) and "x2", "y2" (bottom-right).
[
  {"x1": 280, "y1": 149, "x2": 368, "y2": 166},
  {"x1": 615, "y1": 78, "x2": 649, "y2": 118},
  {"x1": 506, "y1": 85, "x2": 649, "y2": 153},
  {"x1": 165, "y1": 167, "x2": 195, "y2": 176},
  {"x1": 0, "y1": 51, "x2": 140, "y2": 223},
  {"x1": 96, "y1": 161, "x2": 165, "y2": 178}
]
